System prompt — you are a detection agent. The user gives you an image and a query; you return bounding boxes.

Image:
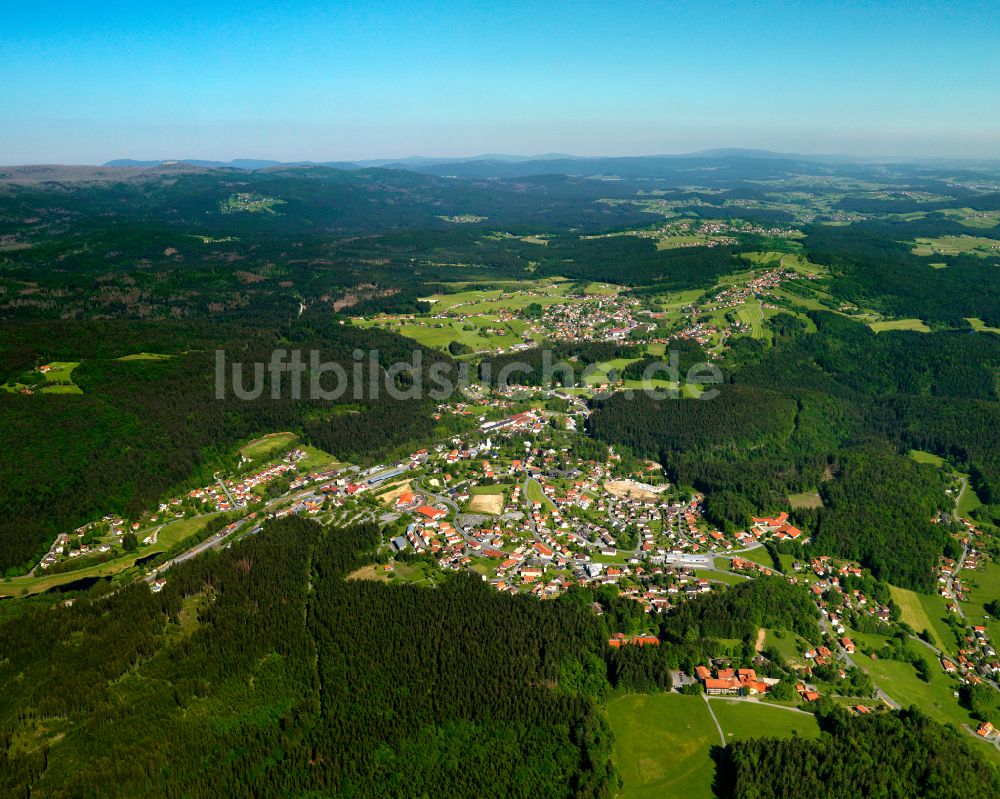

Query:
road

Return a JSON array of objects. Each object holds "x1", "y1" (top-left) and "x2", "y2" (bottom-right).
[{"x1": 954, "y1": 476, "x2": 969, "y2": 522}]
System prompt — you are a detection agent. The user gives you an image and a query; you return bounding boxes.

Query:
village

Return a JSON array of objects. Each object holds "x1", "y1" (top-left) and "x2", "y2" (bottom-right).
[{"x1": 16, "y1": 376, "x2": 1000, "y2": 753}]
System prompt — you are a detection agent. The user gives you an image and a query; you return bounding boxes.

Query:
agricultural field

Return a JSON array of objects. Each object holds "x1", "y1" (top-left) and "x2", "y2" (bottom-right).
[
  {"x1": 868, "y1": 318, "x2": 931, "y2": 333},
  {"x1": 939, "y1": 208, "x2": 1000, "y2": 229},
  {"x1": 606, "y1": 694, "x2": 718, "y2": 799},
  {"x1": 912, "y1": 235, "x2": 1000, "y2": 258},
  {"x1": 734, "y1": 302, "x2": 766, "y2": 338}
]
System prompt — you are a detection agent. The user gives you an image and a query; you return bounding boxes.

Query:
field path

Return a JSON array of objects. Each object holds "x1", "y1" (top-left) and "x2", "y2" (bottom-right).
[
  {"x1": 754, "y1": 627, "x2": 766, "y2": 653},
  {"x1": 701, "y1": 694, "x2": 726, "y2": 747}
]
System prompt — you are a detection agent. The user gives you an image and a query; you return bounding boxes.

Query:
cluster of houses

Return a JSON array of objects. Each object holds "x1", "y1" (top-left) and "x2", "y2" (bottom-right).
[
  {"x1": 694, "y1": 665, "x2": 776, "y2": 696},
  {"x1": 524, "y1": 293, "x2": 649, "y2": 345}
]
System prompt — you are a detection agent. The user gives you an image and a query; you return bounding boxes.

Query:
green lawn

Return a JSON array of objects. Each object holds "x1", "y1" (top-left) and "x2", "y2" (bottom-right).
[
  {"x1": 695, "y1": 568, "x2": 748, "y2": 586},
  {"x1": 956, "y1": 480, "x2": 982, "y2": 518},
  {"x1": 524, "y1": 478, "x2": 556, "y2": 511},
  {"x1": 581, "y1": 358, "x2": 642, "y2": 386},
  {"x1": 733, "y1": 546, "x2": 776, "y2": 569},
  {"x1": 850, "y1": 636, "x2": 980, "y2": 737},
  {"x1": 708, "y1": 698, "x2": 819, "y2": 743},
  {"x1": 606, "y1": 694, "x2": 718, "y2": 799},
  {"x1": 764, "y1": 628, "x2": 809, "y2": 666}
]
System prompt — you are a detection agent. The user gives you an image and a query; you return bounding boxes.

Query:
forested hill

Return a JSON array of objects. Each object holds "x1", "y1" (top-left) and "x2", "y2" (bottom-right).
[
  {"x1": 0, "y1": 317, "x2": 455, "y2": 573},
  {"x1": 0, "y1": 517, "x2": 619, "y2": 798}
]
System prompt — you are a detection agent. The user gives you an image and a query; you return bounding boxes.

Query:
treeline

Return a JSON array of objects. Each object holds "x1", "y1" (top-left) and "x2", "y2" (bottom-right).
[
  {"x1": 533, "y1": 236, "x2": 746, "y2": 289},
  {"x1": 718, "y1": 706, "x2": 1000, "y2": 799}
]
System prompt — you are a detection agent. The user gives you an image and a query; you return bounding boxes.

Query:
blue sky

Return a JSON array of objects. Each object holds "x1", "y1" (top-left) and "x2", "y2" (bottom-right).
[{"x1": 1, "y1": 1, "x2": 998, "y2": 163}]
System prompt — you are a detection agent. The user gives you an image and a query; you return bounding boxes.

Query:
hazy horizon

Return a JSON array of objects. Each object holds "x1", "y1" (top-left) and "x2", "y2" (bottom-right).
[{"x1": 2, "y1": 1, "x2": 999, "y2": 163}]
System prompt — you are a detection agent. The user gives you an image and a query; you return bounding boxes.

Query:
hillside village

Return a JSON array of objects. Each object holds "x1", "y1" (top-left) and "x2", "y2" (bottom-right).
[{"x1": 15, "y1": 366, "x2": 1000, "y2": 755}]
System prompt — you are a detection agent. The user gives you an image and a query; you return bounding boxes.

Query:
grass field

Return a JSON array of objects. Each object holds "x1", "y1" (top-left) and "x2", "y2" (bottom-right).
[
  {"x1": 467, "y1": 484, "x2": 510, "y2": 515},
  {"x1": 868, "y1": 318, "x2": 931, "y2": 333},
  {"x1": 581, "y1": 357, "x2": 642, "y2": 386},
  {"x1": 696, "y1": 568, "x2": 748, "y2": 586},
  {"x1": 764, "y1": 628, "x2": 809, "y2": 667},
  {"x1": 788, "y1": 491, "x2": 823, "y2": 509},
  {"x1": 115, "y1": 352, "x2": 175, "y2": 361},
  {"x1": 608, "y1": 693, "x2": 824, "y2": 799},
  {"x1": 959, "y1": 559, "x2": 1000, "y2": 640},
  {"x1": 708, "y1": 698, "x2": 819, "y2": 743},
  {"x1": 848, "y1": 632, "x2": 991, "y2": 752},
  {"x1": 957, "y1": 479, "x2": 982, "y2": 518},
  {"x1": 240, "y1": 432, "x2": 299, "y2": 460},
  {"x1": 888, "y1": 585, "x2": 958, "y2": 654},
  {"x1": 965, "y1": 317, "x2": 1000, "y2": 334},
  {"x1": 908, "y1": 449, "x2": 946, "y2": 467},
  {"x1": 734, "y1": 547, "x2": 777, "y2": 569},
  {"x1": 607, "y1": 694, "x2": 718, "y2": 799}
]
